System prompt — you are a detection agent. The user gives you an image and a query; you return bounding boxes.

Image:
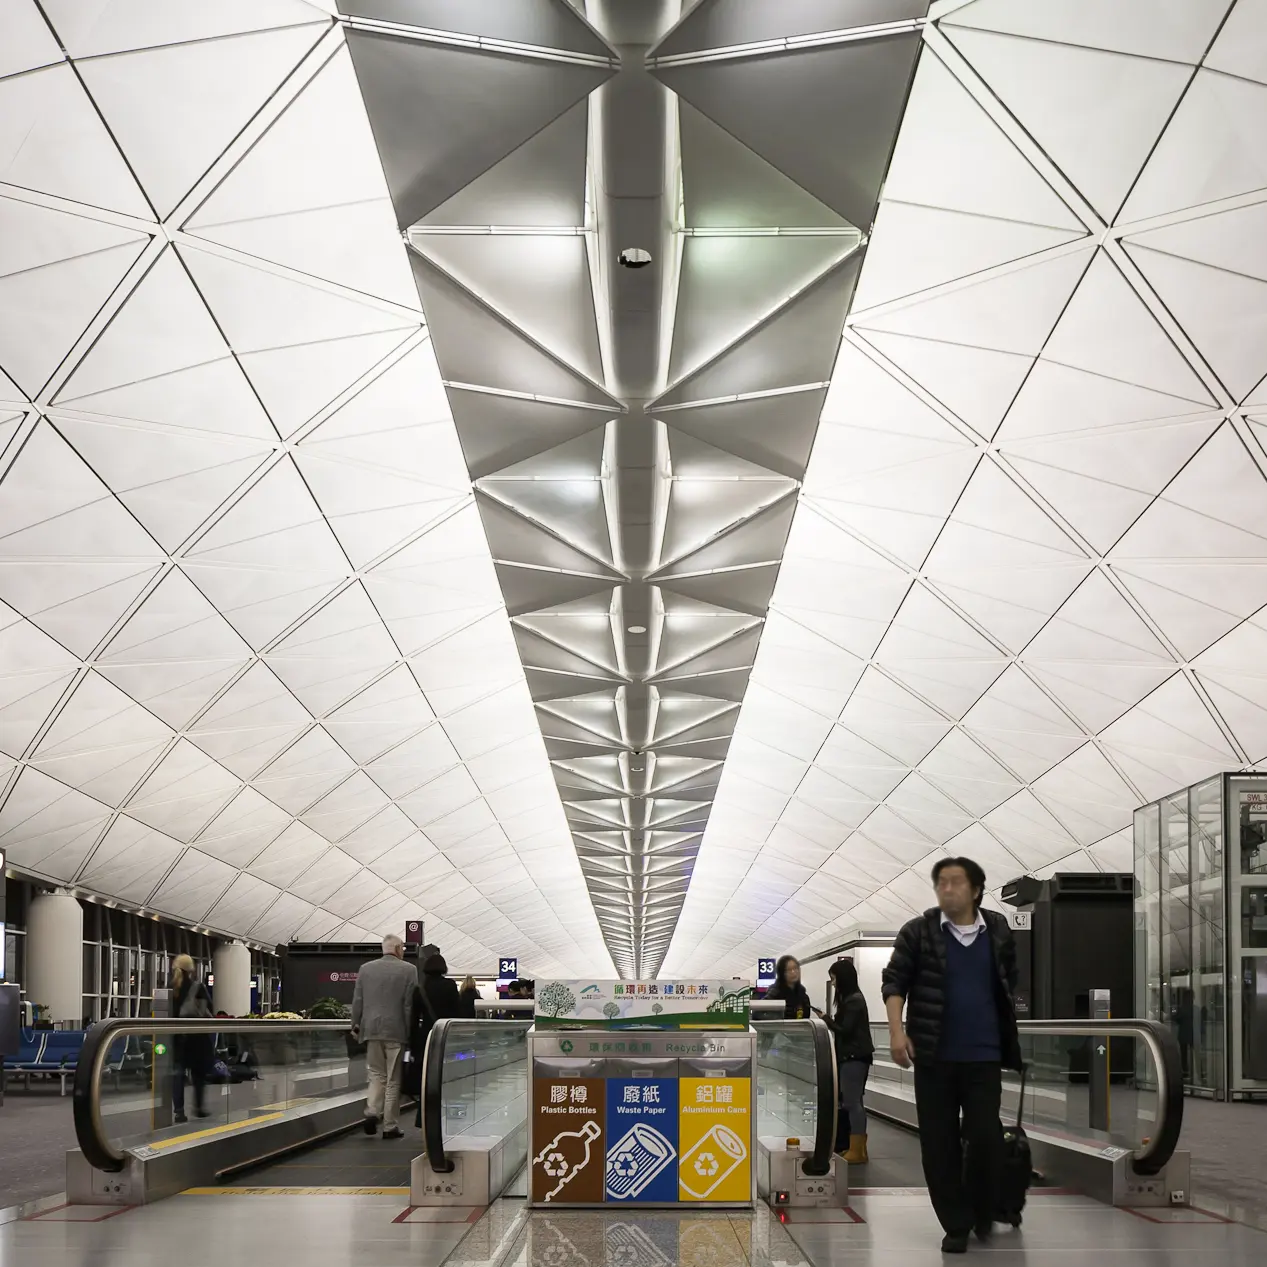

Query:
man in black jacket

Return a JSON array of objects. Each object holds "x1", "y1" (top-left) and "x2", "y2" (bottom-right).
[{"x1": 881, "y1": 857, "x2": 1020, "y2": 1254}]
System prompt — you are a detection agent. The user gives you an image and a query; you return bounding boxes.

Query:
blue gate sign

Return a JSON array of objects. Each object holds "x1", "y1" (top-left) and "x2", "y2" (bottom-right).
[{"x1": 605, "y1": 1079, "x2": 679, "y2": 1202}]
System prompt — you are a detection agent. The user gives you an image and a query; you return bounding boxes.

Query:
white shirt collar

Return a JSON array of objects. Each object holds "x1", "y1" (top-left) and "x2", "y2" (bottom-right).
[{"x1": 941, "y1": 909, "x2": 986, "y2": 945}]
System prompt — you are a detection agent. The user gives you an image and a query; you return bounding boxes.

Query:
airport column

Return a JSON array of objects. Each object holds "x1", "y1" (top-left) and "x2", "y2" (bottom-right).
[
  {"x1": 26, "y1": 891, "x2": 84, "y2": 1024},
  {"x1": 212, "y1": 941, "x2": 252, "y2": 1017}
]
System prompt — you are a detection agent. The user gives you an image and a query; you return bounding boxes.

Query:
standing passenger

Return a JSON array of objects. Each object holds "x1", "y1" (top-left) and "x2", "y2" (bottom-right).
[
  {"x1": 826, "y1": 958, "x2": 873, "y2": 1164},
  {"x1": 764, "y1": 955, "x2": 814, "y2": 1019},
  {"x1": 351, "y1": 934, "x2": 418, "y2": 1140},
  {"x1": 458, "y1": 975, "x2": 481, "y2": 1019},
  {"x1": 411, "y1": 953, "x2": 463, "y2": 1128},
  {"x1": 881, "y1": 858, "x2": 1020, "y2": 1254}
]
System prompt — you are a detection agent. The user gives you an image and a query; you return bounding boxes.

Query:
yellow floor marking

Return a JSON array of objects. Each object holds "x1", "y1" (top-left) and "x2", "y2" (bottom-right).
[
  {"x1": 150, "y1": 1113, "x2": 284, "y2": 1150},
  {"x1": 182, "y1": 1186, "x2": 410, "y2": 1196}
]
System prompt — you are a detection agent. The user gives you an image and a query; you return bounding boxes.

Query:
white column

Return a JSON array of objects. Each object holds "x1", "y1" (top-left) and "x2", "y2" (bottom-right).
[
  {"x1": 212, "y1": 941, "x2": 252, "y2": 1017},
  {"x1": 26, "y1": 891, "x2": 84, "y2": 1024}
]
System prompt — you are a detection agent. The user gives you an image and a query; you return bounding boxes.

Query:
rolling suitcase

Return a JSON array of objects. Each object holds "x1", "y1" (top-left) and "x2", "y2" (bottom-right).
[{"x1": 995, "y1": 1064, "x2": 1033, "y2": 1227}]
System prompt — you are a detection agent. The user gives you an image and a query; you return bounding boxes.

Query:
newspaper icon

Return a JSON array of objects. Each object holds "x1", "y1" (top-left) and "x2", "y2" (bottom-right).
[{"x1": 605, "y1": 1123, "x2": 676, "y2": 1199}]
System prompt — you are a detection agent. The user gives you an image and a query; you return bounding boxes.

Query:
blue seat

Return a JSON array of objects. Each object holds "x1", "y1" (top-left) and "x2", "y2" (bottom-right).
[
  {"x1": 4, "y1": 1030, "x2": 85, "y2": 1094},
  {"x1": 37, "y1": 1030, "x2": 84, "y2": 1069},
  {"x1": 3, "y1": 1031, "x2": 46, "y2": 1069}
]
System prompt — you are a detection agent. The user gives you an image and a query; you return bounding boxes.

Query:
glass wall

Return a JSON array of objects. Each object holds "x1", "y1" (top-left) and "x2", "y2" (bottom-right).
[
  {"x1": 1134, "y1": 774, "x2": 1267, "y2": 1099},
  {"x1": 1191, "y1": 778, "x2": 1224, "y2": 1091}
]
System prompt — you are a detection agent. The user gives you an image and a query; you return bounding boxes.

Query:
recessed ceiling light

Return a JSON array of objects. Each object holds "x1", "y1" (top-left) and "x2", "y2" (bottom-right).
[{"x1": 627, "y1": 624, "x2": 647, "y2": 634}]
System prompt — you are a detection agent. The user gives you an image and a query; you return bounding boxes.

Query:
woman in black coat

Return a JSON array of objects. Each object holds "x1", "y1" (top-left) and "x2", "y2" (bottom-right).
[
  {"x1": 409, "y1": 953, "x2": 463, "y2": 1127},
  {"x1": 827, "y1": 958, "x2": 874, "y2": 1164},
  {"x1": 764, "y1": 955, "x2": 815, "y2": 1019}
]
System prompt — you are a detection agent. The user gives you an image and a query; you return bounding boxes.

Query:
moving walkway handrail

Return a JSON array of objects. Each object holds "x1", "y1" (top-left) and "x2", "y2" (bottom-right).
[
  {"x1": 1016, "y1": 1019, "x2": 1183, "y2": 1176},
  {"x1": 871, "y1": 1017, "x2": 1183, "y2": 1176},
  {"x1": 421, "y1": 1016, "x2": 532, "y2": 1175},
  {"x1": 421, "y1": 1017, "x2": 455, "y2": 1174},
  {"x1": 72, "y1": 1017, "x2": 350, "y2": 1173},
  {"x1": 752, "y1": 1015, "x2": 837, "y2": 1178}
]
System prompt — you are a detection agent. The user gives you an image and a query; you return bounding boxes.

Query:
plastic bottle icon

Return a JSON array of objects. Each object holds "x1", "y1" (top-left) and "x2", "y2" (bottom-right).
[
  {"x1": 605, "y1": 1123, "x2": 677, "y2": 1199},
  {"x1": 679, "y1": 1123, "x2": 747, "y2": 1199},
  {"x1": 535, "y1": 1119, "x2": 602, "y2": 1201}
]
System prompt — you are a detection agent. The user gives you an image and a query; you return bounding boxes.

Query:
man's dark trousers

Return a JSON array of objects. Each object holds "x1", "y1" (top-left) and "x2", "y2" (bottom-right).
[{"x1": 913, "y1": 1061, "x2": 1002, "y2": 1236}]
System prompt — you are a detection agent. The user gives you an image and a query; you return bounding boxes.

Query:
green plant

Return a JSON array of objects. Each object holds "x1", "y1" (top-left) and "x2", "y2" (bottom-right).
[{"x1": 307, "y1": 997, "x2": 347, "y2": 1020}]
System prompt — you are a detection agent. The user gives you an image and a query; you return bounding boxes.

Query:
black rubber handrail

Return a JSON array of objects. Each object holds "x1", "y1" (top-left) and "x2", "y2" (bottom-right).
[
  {"x1": 753, "y1": 1016, "x2": 836, "y2": 1178},
  {"x1": 421, "y1": 1017, "x2": 454, "y2": 1174},
  {"x1": 72, "y1": 1017, "x2": 350, "y2": 1173},
  {"x1": 1013, "y1": 1019, "x2": 1184, "y2": 1176}
]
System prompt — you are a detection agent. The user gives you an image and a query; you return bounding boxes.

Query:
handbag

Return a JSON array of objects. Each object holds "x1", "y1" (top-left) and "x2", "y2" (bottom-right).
[{"x1": 179, "y1": 984, "x2": 213, "y2": 1020}]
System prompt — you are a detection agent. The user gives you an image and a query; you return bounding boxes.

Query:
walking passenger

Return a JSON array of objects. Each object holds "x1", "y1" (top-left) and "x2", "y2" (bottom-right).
[
  {"x1": 881, "y1": 857, "x2": 1021, "y2": 1254},
  {"x1": 350, "y1": 934, "x2": 418, "y2": 1141},
  {"x1": 171, "y1": 954, "x2": 214, "y2": 1124},
  {"x1": 826, "y1": 958, "x2": 873, "y2": 1164}
]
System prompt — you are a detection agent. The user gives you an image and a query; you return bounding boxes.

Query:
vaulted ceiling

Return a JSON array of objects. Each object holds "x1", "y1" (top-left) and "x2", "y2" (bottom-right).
[{"x1": 2, "y1": 0, "x2": 1266, "y2": 980}]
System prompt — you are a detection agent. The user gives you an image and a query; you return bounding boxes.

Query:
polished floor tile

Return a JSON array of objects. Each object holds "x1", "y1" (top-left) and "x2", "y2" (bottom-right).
[{"x1": 3, "y1": 1186, "x2": 1262, "y2": 1267}]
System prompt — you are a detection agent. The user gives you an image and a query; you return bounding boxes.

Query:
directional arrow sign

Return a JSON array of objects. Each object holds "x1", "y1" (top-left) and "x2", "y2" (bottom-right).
[{"x1": 1097, "y1": 1045, "x2": 1106, "y2": 1055}]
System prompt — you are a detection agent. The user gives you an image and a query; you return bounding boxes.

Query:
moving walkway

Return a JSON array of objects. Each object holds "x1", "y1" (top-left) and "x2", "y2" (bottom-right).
[{"x1": 70, "y1": 1005, "x2": 1189, "y2": 1216}]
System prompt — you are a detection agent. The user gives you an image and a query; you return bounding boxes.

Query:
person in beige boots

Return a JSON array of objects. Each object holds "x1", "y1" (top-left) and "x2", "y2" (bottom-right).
[{"x1": 827, "y1": 958, "x2": 873, "y2": 1165}]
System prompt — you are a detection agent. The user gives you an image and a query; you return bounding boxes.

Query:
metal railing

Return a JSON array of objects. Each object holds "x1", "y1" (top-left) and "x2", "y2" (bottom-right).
[{"x1": 73, "y1": 1017, "x2": 352, "y2": 1173}]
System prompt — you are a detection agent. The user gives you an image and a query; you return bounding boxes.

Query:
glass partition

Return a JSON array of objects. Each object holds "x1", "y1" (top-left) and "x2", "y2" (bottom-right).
[
  {"x1": 82, "y1": 1020, "x2": 365, "y2": 1164},
  {"x1": 754, "y1": 1021, "x2": 821, "y2": 1142},
  {"x1": 434, "y1": 1020, "x2": 530, "y2": 1152}
]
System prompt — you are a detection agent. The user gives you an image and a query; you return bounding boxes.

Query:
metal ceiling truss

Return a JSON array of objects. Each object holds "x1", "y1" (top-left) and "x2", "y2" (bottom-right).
[{"x1": 343, "y1": 0, "x2": 923, "y2": 976}]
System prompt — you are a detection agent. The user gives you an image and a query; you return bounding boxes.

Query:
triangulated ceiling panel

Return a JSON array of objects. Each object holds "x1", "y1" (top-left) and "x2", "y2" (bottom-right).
[
  {"x1": 0, "y1": 0, "x2": 615, "y2": 976},
  {"x1": 662, "y1": 0, "x2": 1267, "y2": 980},
  {"x1": 9, "y1": 0, "x2": 1267, "y2": 984}
]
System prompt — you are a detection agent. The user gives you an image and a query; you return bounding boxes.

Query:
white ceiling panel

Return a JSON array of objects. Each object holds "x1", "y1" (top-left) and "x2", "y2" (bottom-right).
[
  {"x1": 6, "y1": 0, "x2": 1267, "y2": 982},
  {"x1": 661, "y1": 0, "x2": 1267, "y2": 981}
]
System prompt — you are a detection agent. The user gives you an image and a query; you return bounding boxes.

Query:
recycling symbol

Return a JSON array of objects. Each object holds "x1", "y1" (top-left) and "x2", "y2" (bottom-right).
[
  {"x1": 612, "y1": 1153, "x2": 638, "y2": 1177},
  {"x1": 560, "y1": 1039, "x2": 574, "y2": 1054},
  {"x1": 543, "y1": 1152, "x2": 569, "y2": 1178},
  {"x1": 693, "y1": 1152, "x2": 720, "y2": 1177}
]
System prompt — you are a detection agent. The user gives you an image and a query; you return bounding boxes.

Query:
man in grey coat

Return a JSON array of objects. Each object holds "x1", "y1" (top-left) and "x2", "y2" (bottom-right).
[{"x1": 350, "y1": 934, "x2": 418, "y2": 1139}]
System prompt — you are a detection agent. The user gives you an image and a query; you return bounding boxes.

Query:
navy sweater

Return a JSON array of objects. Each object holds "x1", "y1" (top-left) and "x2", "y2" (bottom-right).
[{"x1": 937, "y1": 927, "x2": 1001, "y2": 1062}]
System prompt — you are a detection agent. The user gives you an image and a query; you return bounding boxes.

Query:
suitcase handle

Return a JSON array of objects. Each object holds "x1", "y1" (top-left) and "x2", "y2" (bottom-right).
[{"x1": 1014, "y1": 1062, "x2": 1027, "y2": 1131}]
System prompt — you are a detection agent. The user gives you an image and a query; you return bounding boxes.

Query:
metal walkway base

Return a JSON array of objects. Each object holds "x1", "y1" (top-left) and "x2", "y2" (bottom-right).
[
  {"x1": 757, "y1": 1136, "x2": 847, "y2": 1210},
  {"x1": 865, "y1": 1086, "x2": 1191, "y2": 1209},
  {"x1": 66, "y1": 1093, "x2": 368, "y2": 1205},
  {"x1": 411, "y1": 1120, "x2": 528, "y2": 1207}
]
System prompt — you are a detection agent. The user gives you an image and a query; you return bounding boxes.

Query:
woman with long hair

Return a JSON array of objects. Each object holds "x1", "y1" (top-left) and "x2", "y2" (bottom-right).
[
  {"x1": 458, "y1": 975, "x2": 481, "y2": 1019},
  {"x1": 409, "y1": 953, "x2": 462, "y2": 1127},
  {"x1": 764, "y1": 955, "x2": 814, "y2": 1019},
  {"x1": 171, "y1": 954, "x2": 214, "y2": 1124},
  {"x1": 827, "y1": 957, "x2": 874, "y2": 1164}
]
